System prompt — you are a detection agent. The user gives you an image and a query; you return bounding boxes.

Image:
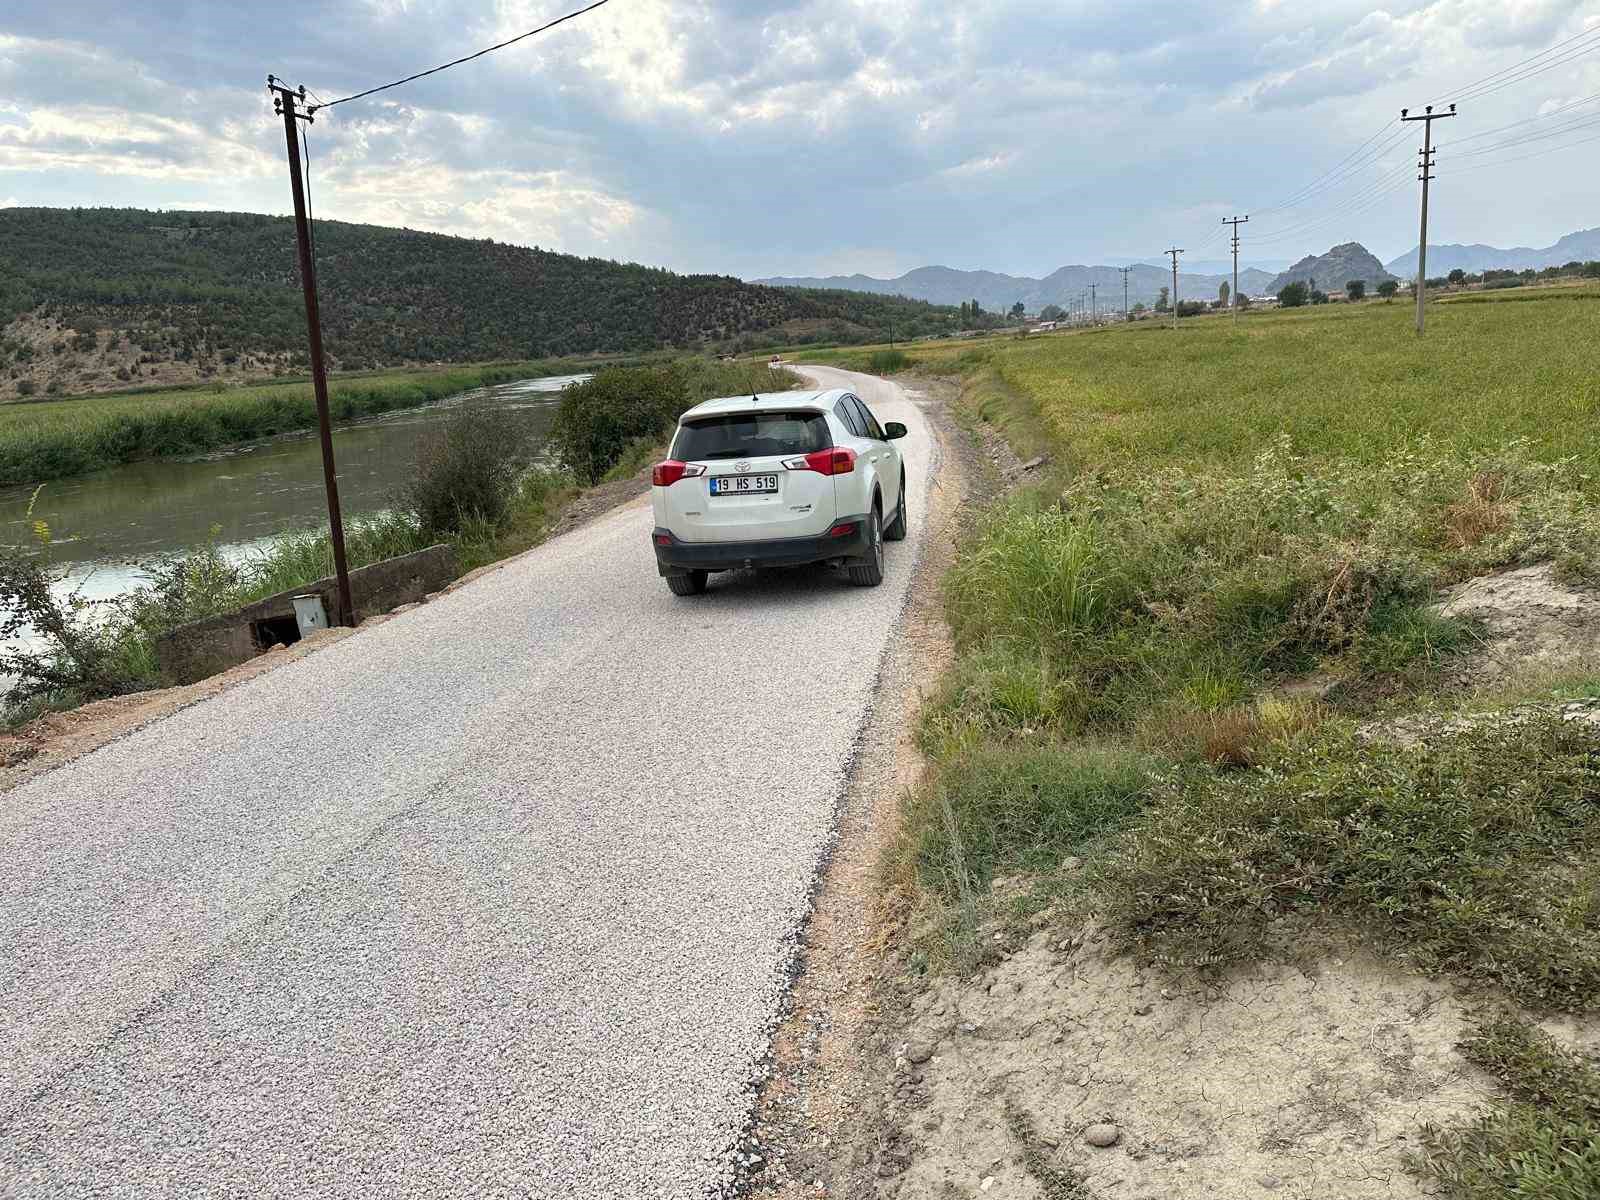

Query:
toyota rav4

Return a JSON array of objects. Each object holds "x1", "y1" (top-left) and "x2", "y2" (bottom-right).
[{"x1": 650, "y1": 388, "x2": 908, "y2": 596}]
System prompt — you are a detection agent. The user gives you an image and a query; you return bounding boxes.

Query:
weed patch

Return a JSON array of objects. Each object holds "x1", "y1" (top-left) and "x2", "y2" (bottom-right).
[
  {"x1": 1414, "y1": 1014, "x2": 1600, "y2": 1199},
  {"x1": 1094, "y1": 715, "x2": 1600, "y2": 1009}
]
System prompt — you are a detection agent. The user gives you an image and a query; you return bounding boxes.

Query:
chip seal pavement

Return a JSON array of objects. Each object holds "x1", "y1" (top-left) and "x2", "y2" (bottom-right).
[{"x1": 0, "y1": 367, "x2": 931, "y2": 1199}]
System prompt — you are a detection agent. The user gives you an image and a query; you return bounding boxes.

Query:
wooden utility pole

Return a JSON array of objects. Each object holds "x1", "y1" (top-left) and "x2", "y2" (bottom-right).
[
  {"x1": 1118, "y1": 266, "x2": 1131, "y2": 321},
  {"x1": 1164, "y1": 248, "x2": 1183, "y2": 330},
  {"x1": 269, "y1": 77, "x2": 354, "y2": 626},
  {"x1": 1402, "y1": 103, "x2": 1456, "y2": 335},
  {"x1": 1222, "y1": 216, "x2": 1248, "y2": 324},
  {"x1": 1088, "y1": 282, "x2": 1098, "y2": 325}
]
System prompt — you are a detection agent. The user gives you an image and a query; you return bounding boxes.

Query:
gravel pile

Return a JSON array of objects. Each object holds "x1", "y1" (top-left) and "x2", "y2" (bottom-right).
[{"x1": 0, "y1": 370, "x2": 929, "y2": 1198}]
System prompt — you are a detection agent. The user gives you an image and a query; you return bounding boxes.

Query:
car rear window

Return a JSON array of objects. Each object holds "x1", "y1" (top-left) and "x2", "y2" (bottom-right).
[{"x1": 672, "y1": 411, "x2": 831, "y2": 461}]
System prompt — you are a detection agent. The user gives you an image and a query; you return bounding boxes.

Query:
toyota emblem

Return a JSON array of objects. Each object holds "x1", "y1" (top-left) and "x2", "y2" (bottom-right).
[{"x1": 735, "y1": 460, "x2": 751, "y2": 473}]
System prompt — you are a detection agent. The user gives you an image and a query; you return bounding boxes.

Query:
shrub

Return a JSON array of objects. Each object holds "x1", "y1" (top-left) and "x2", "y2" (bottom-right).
[
  {"x1": 549, "y1": 366, "x2": 687, "y2": 485},
  {"x1": 405, "y1": 407, "x2": 533, "y2": 534},
  {"x1": 869, "y1": 348, "x2": 909, "y2": 373},
  {"x1": 1278, "y1": 281, "x2": 1309, "y2": 308}
]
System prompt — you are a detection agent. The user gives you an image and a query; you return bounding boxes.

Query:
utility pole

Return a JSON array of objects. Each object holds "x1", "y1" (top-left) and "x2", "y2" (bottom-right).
[
  {"x1": 1222, "y1": 216, "x2": 1248, "y2": 324},
  {"x1": 1402, "y1": 103, "x2": 1456, "y2": 335},
  {"x1": 269, "y1": 76, "x2": 354, "y2": 626},
  {"x1": 1118, "y1": 266, "x2": 1131, "y2": 321},
  {"x1": 1163, "y1": 247, "x2": 1183, "y2": 331},
  {"x1": 1088, "y1": 282, "x2": 1098, "y2": 326}
]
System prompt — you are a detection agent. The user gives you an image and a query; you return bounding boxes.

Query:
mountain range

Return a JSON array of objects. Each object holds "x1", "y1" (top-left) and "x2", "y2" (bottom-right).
[
  {"x1": 1384, "y1": 227, "x2": 1600, "y2": 277},
  {"x1": 756, "y1": 262, "x2": 1277, "y2": 311}
]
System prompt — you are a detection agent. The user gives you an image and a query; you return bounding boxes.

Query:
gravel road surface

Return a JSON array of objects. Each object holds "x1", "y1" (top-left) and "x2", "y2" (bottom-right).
[{"x1": 0, "y1": 367, "x2": 931, "y2": 1199}]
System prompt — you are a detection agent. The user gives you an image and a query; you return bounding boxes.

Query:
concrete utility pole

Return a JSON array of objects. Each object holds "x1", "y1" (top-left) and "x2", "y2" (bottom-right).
[
  {"x1": 1222, "y1": 215, "x2": 1248, "y2": 324},
  {"x1": 269, "y1": 77, "x2": 354, "y2": 627},
  {"x1": 1088, "y1": 282, "x2": 1098, "y2": 325},
  {"x1": 1119, "y1": 266, "x2": 1132, "y2": 321},
  {"x1": 1402, "y1": 103, "x2": 1456, "y2": 335},
  {"x1": 1164, "y1": 247, "x2": 1183, "y2": 331}
]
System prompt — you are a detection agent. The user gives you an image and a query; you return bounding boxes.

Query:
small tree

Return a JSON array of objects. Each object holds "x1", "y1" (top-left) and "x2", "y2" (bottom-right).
[
  {"x1": 1155, "y1": 286, "x2": 1170, "y2": 312},
  {"x1": 1218, "y1": 280, "x2": 1230, "y2": 308},
  {"x1": 1009, "y1": 301, "x2": 1025, "y2": 320},
  {"x1": 1235, "y1": 291, "x2": 1251, "y2": 310},
  {"x1": 1345, "y1": 279, "x2": 1366, "y2": 301},
  {"x1": 1039, "y1": 303, "x2": 1064, "y2": 321},
  {"x1": 1447, "y1": 268, "x2": 1466, "y2": 285},
  {"x1": 1131, "y1": 301, "x2": 1147, "y2": 316},
  {"x1": 1278, "y1": 281, "x2": 1309, "y2": 308},
  {"x1": 1377, "y1": 279, "x2": 1399, "y2": 301},
  {"x1": 1310, "y1": 289, "x2": 1329, "y2": 305}
]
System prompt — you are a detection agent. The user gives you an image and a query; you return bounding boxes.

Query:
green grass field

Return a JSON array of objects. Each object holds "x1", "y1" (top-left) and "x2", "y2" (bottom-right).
[{"x1": 873, "y1": 286, "x2": 1600, "y2": 1197}]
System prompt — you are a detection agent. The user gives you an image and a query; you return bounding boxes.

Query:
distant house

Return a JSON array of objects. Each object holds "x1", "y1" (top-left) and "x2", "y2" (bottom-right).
[{"x1": 1035, "y1": 321, "x2": 1057, "y2": 332}]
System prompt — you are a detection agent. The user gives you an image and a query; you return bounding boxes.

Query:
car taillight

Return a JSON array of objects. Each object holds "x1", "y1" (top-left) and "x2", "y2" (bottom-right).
[
  {"x1": 782, "y1": 447, "x2": 856, "y2": 476},
  {"x1": 652, "y1": 460, "x2": 707, "y2": 487},
  {"x1": 828, "y1": 522, "x2": 858, "y2": 538}
]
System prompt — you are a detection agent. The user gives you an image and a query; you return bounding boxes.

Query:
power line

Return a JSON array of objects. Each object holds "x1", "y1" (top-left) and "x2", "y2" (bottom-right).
[
  {"x1": 1253, "y1": 118, "x2": 1403, "y2": 217},
  {"x1": 1449, "y1": 108, "x2": 1600, "y2": 158},
  {"x1": 1436, "y1": 23, "x2": 1600, "y2": 104},
  {"x1": 1449, "y1": 32, "x2": 1600, "y2": 105},
  {"x1": 1443, "y1": 90, "x2": 1600, "y2": 147},
  {"x1": 309, "y1": 0, "x2": 613, "y2": 112}
]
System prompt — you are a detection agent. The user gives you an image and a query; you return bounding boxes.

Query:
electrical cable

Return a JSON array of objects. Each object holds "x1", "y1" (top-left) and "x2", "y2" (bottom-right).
[
  {"x1": 300, "y1": 123, "x2": 318, "y2": 289},
  {"x1": 1448, "y1": 33, "x2": 1600, "y2": 105},
  {"x1": 1442, "y1": 90, "x2": 1600, "y2": 146},
  {"x1": 310, "y1": 0, "x2": 611, "y2": 112},
  {"x1": 1436, "y1": 23, "x2": 1600, "y2": 104}
]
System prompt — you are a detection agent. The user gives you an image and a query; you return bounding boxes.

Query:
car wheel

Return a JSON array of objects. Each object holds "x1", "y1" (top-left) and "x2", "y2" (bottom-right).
[
  {"x1": 666, "y1": 570, "x2": 708, "y2": 596},
  {"x1": 884, "y1": 473, "x2": 908, "y2": 542},
  {"x1": 847, "y1": 507, "x2": 885, "y2": 587}
]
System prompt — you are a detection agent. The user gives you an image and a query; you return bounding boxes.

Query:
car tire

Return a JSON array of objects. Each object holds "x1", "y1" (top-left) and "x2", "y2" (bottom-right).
[
  {"x1": 666, "y1": 570, "x2": 708, "y2": 597},
  {"x1": 847, "y1": 507, "x2": 885, "y2": 587},
  {"x1": 884, "y1": 473, "x2": 908, "y2": 542}
]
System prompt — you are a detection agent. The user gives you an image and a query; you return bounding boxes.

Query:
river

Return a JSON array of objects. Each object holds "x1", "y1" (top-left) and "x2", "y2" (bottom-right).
[{"x1": 0, "y1": 373, "x2": 585, "y2": 607}]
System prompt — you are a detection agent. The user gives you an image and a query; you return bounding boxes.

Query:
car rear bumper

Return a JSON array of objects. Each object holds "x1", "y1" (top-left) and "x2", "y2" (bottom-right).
[{"x1": 652, "y1": 516, "x2": 872, "y2": 575}]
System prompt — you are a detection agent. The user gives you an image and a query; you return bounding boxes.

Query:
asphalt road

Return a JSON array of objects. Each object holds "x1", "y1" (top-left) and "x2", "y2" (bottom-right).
[{"x1": 0, "y1": 367, "x2": 931, "y2": 1199}]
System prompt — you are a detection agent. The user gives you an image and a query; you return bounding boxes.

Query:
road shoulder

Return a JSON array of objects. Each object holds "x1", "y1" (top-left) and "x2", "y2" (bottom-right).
[{"x1": 743, "y1": 374, "x2": 975, "y2": 1198}]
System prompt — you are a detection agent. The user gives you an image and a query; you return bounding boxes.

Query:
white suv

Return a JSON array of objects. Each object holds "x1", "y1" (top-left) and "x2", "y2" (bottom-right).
[{"x1": 650, "y1": 388, "x2": 908, "y2": 596}]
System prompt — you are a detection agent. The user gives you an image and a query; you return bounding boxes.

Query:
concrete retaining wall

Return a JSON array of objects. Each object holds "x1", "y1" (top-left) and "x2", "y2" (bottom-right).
[{"x1": 154, "y1": 543, "x2": 458, "y2": 685}]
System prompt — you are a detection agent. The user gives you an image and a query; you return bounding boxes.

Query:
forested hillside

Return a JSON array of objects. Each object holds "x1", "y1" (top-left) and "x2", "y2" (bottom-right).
[{"x1": 0, "y1": 207, "x2": 959, "y2": 398}]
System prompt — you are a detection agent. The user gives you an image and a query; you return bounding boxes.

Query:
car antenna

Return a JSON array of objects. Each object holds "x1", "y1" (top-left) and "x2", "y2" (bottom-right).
[{"x1": 752, "y1": 393, "x2": 759, "y2": 402}]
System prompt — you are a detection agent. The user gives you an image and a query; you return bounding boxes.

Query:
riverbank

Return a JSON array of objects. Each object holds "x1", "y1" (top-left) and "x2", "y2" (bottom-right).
[
  {"x1": 846, "y1": 290, "x2": 1600, "y2": 1197},
  {"x1": 0, "y1": 363, "x2": 563, "y2": 485}
]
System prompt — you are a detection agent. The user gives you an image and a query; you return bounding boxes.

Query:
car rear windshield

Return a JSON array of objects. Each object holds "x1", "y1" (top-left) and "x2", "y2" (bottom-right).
[{"x1": 672, "y1": 411, "x2": 831, "y2": 461}]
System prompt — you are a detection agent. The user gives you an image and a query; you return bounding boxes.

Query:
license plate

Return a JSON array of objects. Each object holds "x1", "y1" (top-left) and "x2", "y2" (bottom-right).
[{"x1": 710, "y1": 474, "x2": 778, "y2": 495}]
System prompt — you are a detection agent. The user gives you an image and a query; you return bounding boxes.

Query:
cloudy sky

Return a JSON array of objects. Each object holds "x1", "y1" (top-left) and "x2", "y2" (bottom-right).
[{"x1": 3, "y1": 0, "x2": 1599, "y2": 278}]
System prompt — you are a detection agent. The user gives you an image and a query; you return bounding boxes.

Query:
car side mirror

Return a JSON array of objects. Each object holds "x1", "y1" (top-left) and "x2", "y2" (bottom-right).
[{"x1": 883, "y1": 421, "x2": 907, "y2": 440}]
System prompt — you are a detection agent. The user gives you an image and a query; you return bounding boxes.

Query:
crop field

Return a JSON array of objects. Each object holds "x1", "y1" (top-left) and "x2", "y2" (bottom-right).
[{"x1": 905, "y1": 283, "x2": 1600, "y2": 472}]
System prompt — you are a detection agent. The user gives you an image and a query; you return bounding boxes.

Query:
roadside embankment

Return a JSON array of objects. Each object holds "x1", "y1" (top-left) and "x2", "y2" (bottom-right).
[{"x1": 858, "y1": 290, "x2": 1600, "y2": 1198}]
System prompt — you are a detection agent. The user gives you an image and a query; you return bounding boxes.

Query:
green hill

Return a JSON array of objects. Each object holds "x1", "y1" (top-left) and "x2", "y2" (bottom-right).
[{"x1": 0, "y1": 207, "x2": 959, "y2": 398}]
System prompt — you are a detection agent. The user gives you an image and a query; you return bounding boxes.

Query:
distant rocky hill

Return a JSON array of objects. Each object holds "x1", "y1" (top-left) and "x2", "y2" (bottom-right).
[
  {"x1": 757, "y1": 262, "x2": 1279, "y2": 310},
  {"x1": 1385, "y1": 227, "x2": 1600, "y2": 277},
  {"x1": 1267, "y1": 243, "x2": 1396, "y2": 294}
]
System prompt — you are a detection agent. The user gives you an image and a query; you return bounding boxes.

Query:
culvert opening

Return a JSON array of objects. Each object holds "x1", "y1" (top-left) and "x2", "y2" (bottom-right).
[{"x1": 251, "y1": 615, "x2": 301, "y2": 650}]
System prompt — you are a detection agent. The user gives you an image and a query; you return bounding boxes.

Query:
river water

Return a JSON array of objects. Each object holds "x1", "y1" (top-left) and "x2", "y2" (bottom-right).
[{"x1": 0, "y1": 374, "x2": 585, "y2": 606}]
